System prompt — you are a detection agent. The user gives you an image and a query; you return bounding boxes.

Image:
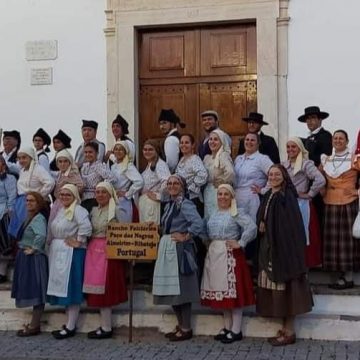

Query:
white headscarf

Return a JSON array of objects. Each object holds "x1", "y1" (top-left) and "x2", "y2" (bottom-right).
[
  {"x1": 217, "y1": 183, "x2": 237, "y2": 217},
  {"x1": 210, "y1": 129, "x2": 231, "y2": 168},
  {"x1": 113, "y1": 140, "x2": 132, "y2": 171},
  {"x1": 96, "y1": 181, "x2": 118, "y2": 222},
  {"x1": 56, "y1": 149, "x2": 77, "y2": 176},
  {"x1": 18, "y1": 146, "x2": 37, "y2": 173},
  {"x1": 61, "y1": 184, "x2": 81, "y2": 221},
  {"x1": 287, "y1": 137, "x2": 309, "y2": 175}
]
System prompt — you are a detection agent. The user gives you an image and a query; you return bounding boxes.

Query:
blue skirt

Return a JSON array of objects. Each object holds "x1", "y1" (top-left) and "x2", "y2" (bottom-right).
[
  {"x1": 11, "y1": 250, "x2": 48, "y2": 308},
  {"x1": 48, "y1": 248, "x2": 86, "y2": 306}
]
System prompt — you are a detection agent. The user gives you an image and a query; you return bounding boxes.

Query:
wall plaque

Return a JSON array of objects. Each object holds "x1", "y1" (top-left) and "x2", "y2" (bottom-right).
[
  {"x1": 30, "y1": 68, "x2": 53, "y2": 85},
  {"x1": 26, "y1": 40, "x2": 58, "y2": 61}
]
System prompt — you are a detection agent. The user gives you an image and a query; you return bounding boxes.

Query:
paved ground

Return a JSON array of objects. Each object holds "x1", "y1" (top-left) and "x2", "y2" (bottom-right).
[{"x1": 0, "y1": 329, "x2": 359, "y2": 360}]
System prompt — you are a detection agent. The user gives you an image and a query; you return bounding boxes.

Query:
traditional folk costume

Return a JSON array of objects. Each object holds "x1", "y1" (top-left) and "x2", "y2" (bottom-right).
[
  {"x1": 256, "y1": 185, "x2": 313, "y2": 318},
  {"x1": 11, "y1": 212, "x2": 48, "y2": 336},
  {"x1": 140, "y1": 157, "x2": 170, "y2": 224},
  {"x1": 153, "y1": 178, "x2": 204, "y2": 337},
  {"x1": 8, "y1": 147, "x2": 54, "y2": 239},
  {"x1": 321, "y1": 149, "x2": 360, "y2": 273},
  {"x1": 234, "y1": 151, "x2": 273, "y2": 222},
  {"x1": 47, "y1": 184, "x2": 92, "y2": 338},
  {"x1": 33, "y1": 128, "x2": 51, "y2": 173},
  {"x1": 283, "y1": 137, "x2": 326, "y2": 267},
  {"x1": 110, "y1": 140, "x2": 144, "y2": 222},
  {"x1": 203, "y1": 129, "x2": 235, "y2": 219},
  {"x1": 50, "y1": 130, "x2": 72, "y2": 171},
  {"x1": 83, "y1": 182, "x2": 127, "y2": 338}
]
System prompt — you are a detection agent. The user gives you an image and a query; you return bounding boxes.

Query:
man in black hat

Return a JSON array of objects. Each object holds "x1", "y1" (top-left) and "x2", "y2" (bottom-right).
[
  {"x1": 50, "y1": 130, "x2": 72, "y2": 171},
  {"x1": 75, "y1": 120, "x2": 105, "y2": 167},
  {"x1": 158, "y1": 109, "x2": 185, "y2": 173},
  {"x1": 198, "y1": 110, "x2": 232, "y2": 160},
  {"x1": 1, "y1": 130, "x2": 21, "y2": 175},
  {"x1": 105, "y1": 114, "x2": 135, "y2": 164},
  {"x1": 33, "y1": 128, "x2": 52, "y2": 172},
  {"x1": 298, "y1": 106, "x2": 332, "y2": 167},
  {"x1": 237, "y1": 112, "x2": 280, "y2": 164}
]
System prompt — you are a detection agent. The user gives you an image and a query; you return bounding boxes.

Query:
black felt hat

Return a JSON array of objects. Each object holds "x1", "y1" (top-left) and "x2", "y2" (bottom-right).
[
  {"x1": 298, "y1": 106, "x2": 329, "y2": 123},
  {"x1": 3, "y1": 130, "x2": 21, "y2": 148},
  {"x1": 53, "y1": 129, "x2": 72, "y2": 149},
  {"x1": 158, "y1": 109, "x2": 185, "y2": 128},
  {"x1": 33, "y1": 128, "x2": 51, "y2": 145},
  {"x1": 82, "y1": 119, "x2": 98, "y2": 130},
  {"x1": 112, "y1": 114, "x2": 129, "y2": 135},
  {"x1": 242, "y1": 112, "x2": 268, "y2": 126}
]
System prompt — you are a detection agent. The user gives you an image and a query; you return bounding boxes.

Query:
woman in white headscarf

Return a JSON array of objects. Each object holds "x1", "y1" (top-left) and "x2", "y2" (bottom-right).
[
  {"x1": 201, "y1": 184, "x2": 256, "y2": 344},
  {"x1": 203, "y1": 129, "x2": 235, "y2": 219},
  {"x1": 8, "y1": 147, "x2": 54, "y2": 239},
  {"x1": 83, "y1": 182, "x2": 128, "y2": 339},
  {"x1": 47, "y1": 184, "x2": 92, "y2": 339},
  {"x1": 283, "y1": 137, "x2": 325, "y2": 267},
  {"x1": 110, "y1": 140, "x2": 144, "y2": 222}
]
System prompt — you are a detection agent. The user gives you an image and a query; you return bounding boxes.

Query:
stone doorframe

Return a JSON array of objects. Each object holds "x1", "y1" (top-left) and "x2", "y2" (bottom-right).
[{"x1": 105, "y1": 0, "x2": 290, "y2": 155}]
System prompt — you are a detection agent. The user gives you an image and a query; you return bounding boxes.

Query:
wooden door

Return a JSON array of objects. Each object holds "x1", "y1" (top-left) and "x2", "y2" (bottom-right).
[{"x1": 138, "y1": 24, "x2": 257, "y2": 168}]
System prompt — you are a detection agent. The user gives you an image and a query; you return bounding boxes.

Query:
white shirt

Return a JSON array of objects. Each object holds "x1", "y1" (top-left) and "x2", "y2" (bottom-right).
[
  {"x1": 36, "y1": 150, "x2": 50, "y2": 172},
  {"x1": 141, "y1": 159, "x2": 170, "y2": 200}
]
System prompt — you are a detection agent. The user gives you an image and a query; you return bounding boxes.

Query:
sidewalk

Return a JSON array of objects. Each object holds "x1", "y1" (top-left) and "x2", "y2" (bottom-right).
[{"x1": 0, "y1": 329, "x2": 359, "y2": 360}]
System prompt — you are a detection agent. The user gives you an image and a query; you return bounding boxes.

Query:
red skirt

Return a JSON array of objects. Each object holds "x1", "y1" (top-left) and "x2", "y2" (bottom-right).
[
  {"x1": 305, "y1": 202, "x2": 322, "y2": 268},
  {"x1": 86, "y1": 259, "x2": 128, "y2": 307},
  {"x1": 201, "y1": 248, "x2": 255, "y2": 309}
]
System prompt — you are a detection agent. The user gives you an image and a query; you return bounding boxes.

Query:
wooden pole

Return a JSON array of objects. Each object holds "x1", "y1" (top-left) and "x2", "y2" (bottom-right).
[{"x1": 128, "y1": 260, "x2": 135, "y2": 343}]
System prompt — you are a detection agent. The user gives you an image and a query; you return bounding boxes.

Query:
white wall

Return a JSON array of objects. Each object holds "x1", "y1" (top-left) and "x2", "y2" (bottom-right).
[
  {"x1": 288, "y1": 0, "x2": 360, "y2": 148},
  {"x1": 0, "y1": 0, "x2": 107, "y2": 154}
]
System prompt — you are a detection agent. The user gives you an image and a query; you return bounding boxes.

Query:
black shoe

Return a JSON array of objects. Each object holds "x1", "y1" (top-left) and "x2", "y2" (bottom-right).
[
  {"x1": 220, "y1": 331, "x2": 243, "y2": 344},
  {"x1": 168, "y1": 329, "x2": 193, "y2": 342},
  {"x1": 328, "y1": 277, "x2": 354, "y2": 290},
  {"x1": 165, "y1": 325, "x2": 180, "y2": 339},
  {"x1": 0, "y1": 275, "x2": 7, "y2": 284},
  {"x1": 52, "y1": 325, "x2": 76, "y2": 339},
  {"x1": 87, "y1": 327, "x2": 113, "y2": 339},
  {"x1": 214, "y1": 328, "x2": 230, "y2": 341}
]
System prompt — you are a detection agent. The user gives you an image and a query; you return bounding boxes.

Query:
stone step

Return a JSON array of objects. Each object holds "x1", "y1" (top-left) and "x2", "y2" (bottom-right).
[{"x1": 1, "y1": 287, "x2": 360, "y2": 341}]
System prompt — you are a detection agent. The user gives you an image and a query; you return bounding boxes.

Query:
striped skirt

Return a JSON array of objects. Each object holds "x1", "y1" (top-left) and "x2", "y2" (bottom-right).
[{"x1": 323, "y1": 199, "x2": 360, "y2": 272}]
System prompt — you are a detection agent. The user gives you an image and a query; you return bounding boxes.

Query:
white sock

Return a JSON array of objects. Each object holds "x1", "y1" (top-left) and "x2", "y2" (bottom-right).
[
  {"x1": 223, "y1": 310, "x2": 232, "y2": 331},
  {"x1": 231, "y1": 308, "x2": 243, "y2": 334},
  {"x1": 100, "y1": 307, "x2": 112, "y2": 332},
  {"x1": 63, "y1": 305, "x2": 80, "y2": 333}
]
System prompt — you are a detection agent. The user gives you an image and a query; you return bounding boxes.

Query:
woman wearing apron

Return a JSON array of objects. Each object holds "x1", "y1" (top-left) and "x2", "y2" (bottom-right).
[
  {"x1": 110, "y1": 140, "x2": 143, "y2": 222},
  {"x1": 283, "y1": 137, "x2": 325, "y2": 267},
  {"x1": 153, "y1": 174, "x2": 204, "y2": 341},
  {"x1": 201, "y1": 184, "x2": 256, "y2": 343},
  {"x1": 47, "y1": 184, "x2": 92, "y2": 339},
  {"x1": 11, "y1": 191, "x2": 48, "y2": 336},
  {"x1": 139, "y1": 139, "x2": 170, "y2": 224},
  {"x1": 203, "y1": 129, "x2": 235, "y2": 219},
  {"x1": 83, "y1": 182, "x2": 128, "y2": 338}
]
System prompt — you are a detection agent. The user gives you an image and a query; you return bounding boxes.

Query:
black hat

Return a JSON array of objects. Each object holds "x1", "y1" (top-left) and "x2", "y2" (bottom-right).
[
  {"x1": 242, "y1": 112, "x2": 268, "y2": 125},
  {"x1": 298, "y1": 106, "x2": 329, "y2": 123},
  {"x1": 82, "y1": 120, "x2": 98, "y2": 130},
  {"x1": 112, "y1": 114, "x2": 129, "y2": 135},
  {"x1": 53, "y1": 129, "x2": 72, "y2": 149},
  {"x1": 3, "y1": 130, "x2": 21, "y2": 148},
  {"x1": 33, "y1": 128, "x2": 51, "y2": 145},
  {"x1": 158, "y1": 109, "x2": 186, "y2": 128}
]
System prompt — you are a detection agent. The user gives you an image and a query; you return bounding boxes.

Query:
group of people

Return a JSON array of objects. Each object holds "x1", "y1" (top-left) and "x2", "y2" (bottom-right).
[{"x1": 0, "y1": 105, "x2": 359, "y2": 346}]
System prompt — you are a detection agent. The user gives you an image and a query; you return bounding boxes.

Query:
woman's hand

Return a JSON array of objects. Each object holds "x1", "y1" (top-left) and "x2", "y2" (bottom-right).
[
  {"x1": 171, "y1": 232, "x2": 189, "y2": 242},
  {"x1": 104, "y1": 150, "x2": 113, "y2": 162},
  {"x1": 251, "y1": 185, "x2": 261, "y2": 194},
  {"x1": 226, "y1": 240, "x2": 241, "y2": 249},
  {"x1": 65, "y1": 237, "x2": 81, "y2": 248},
  {"x1": 116, "y1": 190, "x2": 126, "y2": 198},
  {"x1": 146, "y1": 191, "x2": 159, "y2": 202},
  {"x1": 23, "y1": 247, "x2": 35, "y2": 255}
]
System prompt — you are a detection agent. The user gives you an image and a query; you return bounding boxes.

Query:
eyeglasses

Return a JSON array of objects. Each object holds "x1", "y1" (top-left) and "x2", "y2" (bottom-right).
[{"x1": 167, "y1": 182, "x2": 181, "y2": 186}]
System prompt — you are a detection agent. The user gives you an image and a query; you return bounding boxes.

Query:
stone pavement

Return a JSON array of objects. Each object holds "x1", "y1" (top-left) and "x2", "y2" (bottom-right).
[{"x1": 0, "y1": 330, "x2": 359, "y2": 360}]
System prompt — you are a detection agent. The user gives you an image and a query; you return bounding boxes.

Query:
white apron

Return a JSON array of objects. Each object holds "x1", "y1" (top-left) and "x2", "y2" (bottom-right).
[
  {"x1": 47, "y1": 238, "x2": 74, "y2": 297},
  {"x1": 139, "y1": 194, "x2": 160, "y2": 224}
]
